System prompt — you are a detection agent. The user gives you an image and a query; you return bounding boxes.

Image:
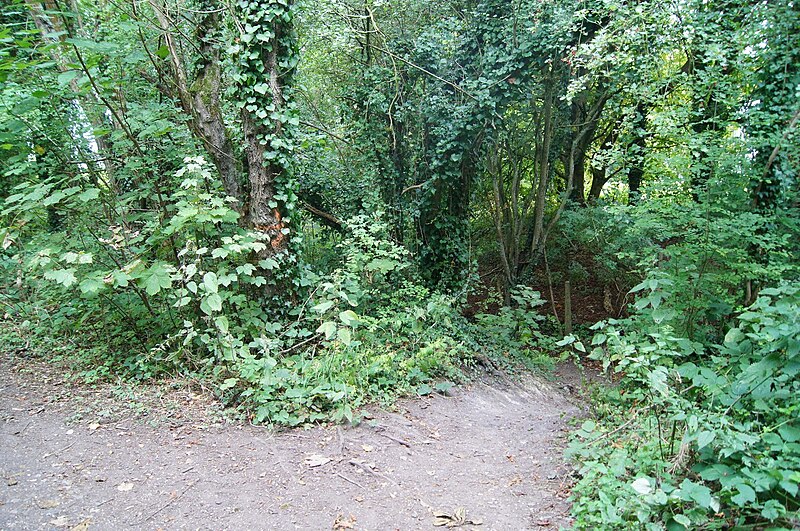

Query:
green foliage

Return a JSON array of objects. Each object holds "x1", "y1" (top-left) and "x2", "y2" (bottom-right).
[
  {"x1": 2, "y1": 7, "x2": 799, "y2": 527},
  {"x1": 230, "y1": 0, "x2": 299, "y2": 172},
  {"x1": 568, "y1": 282, "x2": 800, "y2": 529},
  {"x1": 473, "y1": 285, "x2": 555, "y2": 366},
  {"x1": 215, "y1": 214, "x2": 547, "y2": 425}
]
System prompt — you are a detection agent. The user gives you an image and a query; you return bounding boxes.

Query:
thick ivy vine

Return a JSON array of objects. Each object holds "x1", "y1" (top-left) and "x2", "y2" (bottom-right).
[{"x1": 230, "y1": 0, "x2": 300, "y2": 251}]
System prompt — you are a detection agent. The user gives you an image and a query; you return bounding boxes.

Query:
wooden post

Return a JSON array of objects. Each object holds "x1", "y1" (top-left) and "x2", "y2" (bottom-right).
[{"x1": 564, "y1": 281, "x2": 572, "y2": 335}]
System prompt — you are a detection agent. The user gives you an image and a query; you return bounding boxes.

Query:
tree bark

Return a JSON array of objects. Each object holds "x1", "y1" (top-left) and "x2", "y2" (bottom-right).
[
  {"x1": 149, "y1": 0, "x2": 242, "y2": 205},
  {"x1": 627, "y1": 102, "x2": 648, "y2": 205},
  {"x1": 234, "y1": 0, "x2": 297, "y2": 255}
]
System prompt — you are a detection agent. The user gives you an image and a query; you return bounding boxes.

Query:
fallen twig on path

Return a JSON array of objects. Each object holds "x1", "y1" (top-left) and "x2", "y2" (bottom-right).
[
  {"x1": 348, "y1": 459, "x2": 396, "y2": 485},
  {"x1": 44, "y1": 441, "x2": 75, "y2": 458},
  {"x1": 336, "y1": 472, "x2": 364, "y2": 489},
  {"x1": 378, "y1": 432, "x2": 412, "y2": 448},
  {"x1": 128, "y1": 478, "x2": 199, "y2": 526},
  {"x1": 13, "y1": 420, "x2": 31, "y2": 436}
]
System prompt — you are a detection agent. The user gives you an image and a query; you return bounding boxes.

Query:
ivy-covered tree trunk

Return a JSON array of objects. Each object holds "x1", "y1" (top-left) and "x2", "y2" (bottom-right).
[
  {"x1": 626, "y1": 102, "x2": 648, "y2": 205},
  {"x1": 416, "y1": 119, "x2": 474, "y2": 291},
  {"x1": 233, "y1": 0, "x2": 299, "y2": 253}
]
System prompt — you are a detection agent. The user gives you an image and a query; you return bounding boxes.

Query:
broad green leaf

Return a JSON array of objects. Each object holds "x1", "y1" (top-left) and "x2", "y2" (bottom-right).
[
  {"x1": 312, "y1": 300, "x2": 334, "y2": 313},
  {"x1": 555, "y1": 335, "x2": 576, "y2": 347},
  {"x1": 202, "y1": 293, "x2": 223, "y2": 314},
  {"x1": 677, "y1": 479, "x2": 712, "y2": 509},
  {"x1": 154, "y1": 45, "x2": 170, "y2": 59},
  {"x1": 648, "y1": 367, "x2": 669, "y2": 396},
  {"x1": 44, "y1": 268, "x2": 77, "y2": 287},
  {"x1": 220, "y1": 377, "x2": 239, "y2": 390},
  {"x1": 259, "y1": 258, "x2": 279, "y2": 270},
  {"x1": 317, "y1": 321, "x2": 337, "y2": 340},
  {"x1": 141, "y1": 263, "x2": 173, "y2": 295},
  {"x1": 61, "y1": 252, "x2": 80, "y2": 263},
  {"x1": 631, "y1": 478, "x2": 653, "y2": 495},
  {"x1": 435, "y1": 381, "x2": 454, "y2": 393},
  {"x1": 79, "y1": 277, "x2": 104, "y2": 295},
  {"x1": 672, "y1": 514, "x2": 691, "y2": 528},
  {"x1": 778, "y1": 424, "x2": 800, "y2": 443},
  {"x1": 285, "y1": 387, "x2": 305, "y2": 399},
  {"x1": 696, "y1": 430, "x2": 716, "y2": 449},
  {"x1": 592, "y1": 333, "x2": 607, "y2": 345},
  {"x1": 236, "y1": 263, "x2": 256, "y2": 276},
  {"x1": 57, "y1": 70, "x2": 79, "y2": 86},
  {"x1": 337, "y1": 327, "x2": 351, "y2": 345},
  {"x1": 366, "y1": 258, "x2": 398, "y2": 273},
  {"x1": 760, "y1": 500, "x2": 785, "y2": 521},
  {"x1": 338, "y1": 310, "x2": 358, "y2": 327},
  {"x1": 111, "y1": 270, "x2": 130, "y2": 288},
  {"x1": 202, "y1": 271, "x2": 219, "y2": 293},
  {"x1": 77, "y1": 188, "x2": 100, "y2": 202},
  {"x1": 652, "y1": 307, "x2": 675, "y2": 323},
  {"x1": 731, "y1": 484, "x2": 756, "y2": 506}
]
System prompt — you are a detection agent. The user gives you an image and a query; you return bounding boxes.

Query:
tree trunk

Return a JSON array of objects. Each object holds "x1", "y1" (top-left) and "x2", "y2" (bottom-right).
[
  {"x1": 529, "y1": 78, "x2": 555, "y2": 262},
  {"x1": 150, "y1": 0, "x2": 242, "y2": 206},
  {"x1": 234, "y1": 0, "x2": 299, "y2": 254},
  {"x1": 566, "y1": 96, "x2": 595, "y2": 206},
  {"x1": 627, "y1": 103, "x2": 648, "y2": 205}
]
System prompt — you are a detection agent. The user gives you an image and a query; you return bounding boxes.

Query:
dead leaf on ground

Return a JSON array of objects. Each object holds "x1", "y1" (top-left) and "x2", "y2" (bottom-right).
[
  {"x1": 116, "y1": 482, "x2": 134, "y2": 491},
  {"x1": 88, "y1": 423, "x2": 101, "y2": 431},
  {"x1": 433, "y1": 507, "x2": 483, "y2": 528},
  {"x1": 361, "y1": 444, "x2": 374, "y2": 452},
  {"x1": 48, "y1": 515, "x2": 70, "y2": 527},
  {"x1": 304, "y1": 454, "x2": 332, "y2": 468},
  {"x1": 36, "y1": 499, "x2": 60, "y2": 509},
  {"x1": 71, "y1": 518, "x2": 92, "y2": 530},
  {"x1": 332, "y1": 513, "x2": 356, "y2": 529}
]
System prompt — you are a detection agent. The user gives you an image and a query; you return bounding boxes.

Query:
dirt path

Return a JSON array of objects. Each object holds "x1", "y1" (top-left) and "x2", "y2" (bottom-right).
[{"x1": 1, "y1": 353, "x2": 582, "y2": 530}]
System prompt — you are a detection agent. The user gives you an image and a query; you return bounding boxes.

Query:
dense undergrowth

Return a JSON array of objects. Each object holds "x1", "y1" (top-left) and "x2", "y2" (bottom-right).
[
  {"x1": 2, "y1": 0, "x2": 799, "y2": 528},
  {"x1": 3, "y1": 155, "x2": 800, "y2": 529},
  {"x1": 561, "y1": 198, "x2": 800, "y2": 529},
  {"x1": 0, "y1": 157, "x2": 553, "y2": 426}
]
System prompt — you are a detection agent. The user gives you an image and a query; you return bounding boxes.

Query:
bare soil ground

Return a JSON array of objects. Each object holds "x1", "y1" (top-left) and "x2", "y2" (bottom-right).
[{"x1": 1, "y1": 351, "x2": 586, "y2": 530}]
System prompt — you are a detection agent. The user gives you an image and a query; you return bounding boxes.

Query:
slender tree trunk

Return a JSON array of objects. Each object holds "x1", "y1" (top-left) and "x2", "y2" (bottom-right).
[
  {"x1": 150, "y1": 0, "x2": 242, "y2": 206},
  {"x1": 527, "y1": 77, "x2": 555, "y2": 265},
  {"x1": 627, "y1": 103, "x2": 648, "y2": 205},
  {"x1": 566, "y1": 96, "x2": 595, "y2": 206}
]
